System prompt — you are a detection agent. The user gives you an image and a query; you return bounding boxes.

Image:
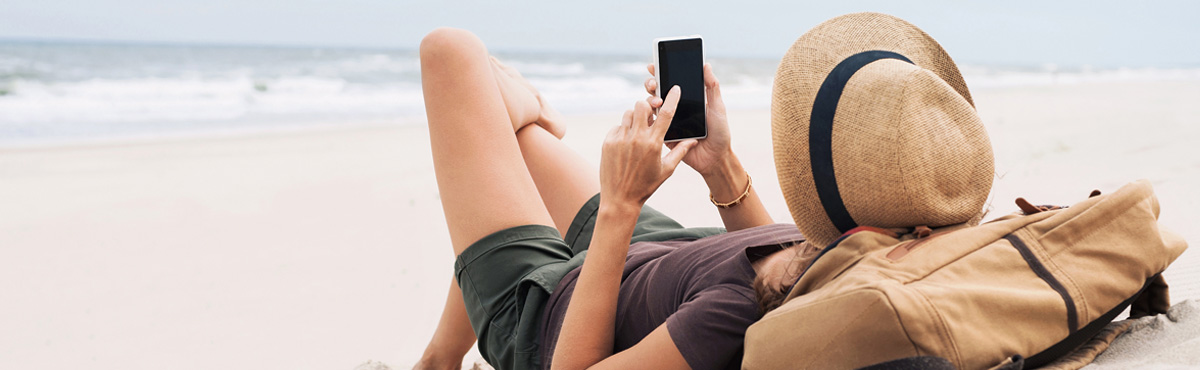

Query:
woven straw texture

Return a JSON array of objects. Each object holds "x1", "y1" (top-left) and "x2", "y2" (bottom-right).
[{"x1": 772, "y1": 12, "x2": 994, "y2": 247}]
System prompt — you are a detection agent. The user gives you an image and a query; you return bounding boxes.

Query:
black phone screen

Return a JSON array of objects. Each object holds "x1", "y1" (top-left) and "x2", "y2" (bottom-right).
[{"x1": 658, "y1": 38, "x2": 706, "y2": 141}]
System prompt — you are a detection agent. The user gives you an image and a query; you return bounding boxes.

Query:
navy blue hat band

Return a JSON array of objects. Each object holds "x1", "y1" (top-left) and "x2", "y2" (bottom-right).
[{"x1": 808, "y1": 50, "x2": 914, "y2": 234}]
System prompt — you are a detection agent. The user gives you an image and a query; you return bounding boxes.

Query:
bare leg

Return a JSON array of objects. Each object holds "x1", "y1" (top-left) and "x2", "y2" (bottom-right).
[
  {"x1": 489, "y1": 58, "x2": 599, "y2": 235},
  {"x1": 420, "y1": 27, "x2": 554, "y2": 254},
  {"x1": 516, "y1": 125, "x2": 600, "y2": 237},
  {"x1": 491, "y1": 57, "x2": 567, "y2": 139},
  {"x1": 415, "y1": 281, "x2": 476, "y2": 370},
  {"x1": 416, "y1": 28, "x2": 600, "y2": 369},
  {"x1": 415, "y1": 27, "x2": 554, "y2": 369}
]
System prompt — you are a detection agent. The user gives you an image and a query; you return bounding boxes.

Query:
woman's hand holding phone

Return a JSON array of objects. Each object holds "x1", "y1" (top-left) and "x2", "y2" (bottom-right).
[
  {"x1": 645, "y1": 63, "x2": 732, "y2": 179},
  {"x1": 645, "y1": 63, "x2": 774, "y2": 231},
  {"x1": 599, "y1": 86, "x2": 697, "y2": 215}
]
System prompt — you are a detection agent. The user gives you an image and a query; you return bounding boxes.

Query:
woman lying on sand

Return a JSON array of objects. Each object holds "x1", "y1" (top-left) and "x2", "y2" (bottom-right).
[
  {"x1": 415, "y1": 10, "x2": 995, "y2": 370},
  {"x1": 413, "y1": 27, "x2": 813, "y2": 370}
]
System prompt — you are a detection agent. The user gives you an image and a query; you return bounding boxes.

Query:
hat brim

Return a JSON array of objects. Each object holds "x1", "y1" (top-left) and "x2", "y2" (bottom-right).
[{"x1": 772, "y1": 12, "x2": 978, "y2": 247}]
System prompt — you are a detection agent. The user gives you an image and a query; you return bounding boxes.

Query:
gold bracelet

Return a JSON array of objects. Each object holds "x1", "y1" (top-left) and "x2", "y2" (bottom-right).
[{"x1": 710, "y1": 173, "x2": 752, "y2": 209}]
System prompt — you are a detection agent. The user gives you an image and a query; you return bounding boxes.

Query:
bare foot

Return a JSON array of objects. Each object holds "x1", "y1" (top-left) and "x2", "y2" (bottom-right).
[
  {"x1": 490, "y1": 56, "x2": 566, "y2": 138},
  {"x1": 532, "y1": 93, "x2": 566, "y2": 139}
]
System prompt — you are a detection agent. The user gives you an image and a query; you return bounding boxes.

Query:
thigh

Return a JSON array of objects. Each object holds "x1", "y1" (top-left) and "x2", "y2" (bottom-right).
[
  {"x1": 516, "y1": 125, "x2": 601, "y2": 237},
  {"x1": 420, "y1": 28, "x2": 554, "y2": 254}
]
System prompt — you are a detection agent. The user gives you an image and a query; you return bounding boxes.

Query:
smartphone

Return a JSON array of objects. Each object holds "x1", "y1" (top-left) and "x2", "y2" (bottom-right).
[{"x1": 653, "y1": 36, "x2": 707, "y2": 142}]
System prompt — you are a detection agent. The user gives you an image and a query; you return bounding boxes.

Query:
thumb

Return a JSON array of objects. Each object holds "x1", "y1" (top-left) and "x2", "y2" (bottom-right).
[{"x1": 662, "y1": 139, "x2": 697, "y2": 170}]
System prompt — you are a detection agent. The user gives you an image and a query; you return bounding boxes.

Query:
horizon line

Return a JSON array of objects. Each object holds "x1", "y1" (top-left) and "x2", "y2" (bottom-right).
[{"x1": 2, "y1": 36, "x2": 1197, "y2": 70}]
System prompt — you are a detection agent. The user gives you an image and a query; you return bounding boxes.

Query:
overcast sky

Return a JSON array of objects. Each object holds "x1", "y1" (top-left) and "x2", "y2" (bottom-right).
[{"x1": 2, "y1": 0, "x2": 1198, "y2": 67}]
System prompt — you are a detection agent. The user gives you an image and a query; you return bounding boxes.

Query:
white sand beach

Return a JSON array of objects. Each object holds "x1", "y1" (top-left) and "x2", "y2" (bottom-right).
[{"x1": 1, "y1": 80, "x2": 1199, "y2": 370}]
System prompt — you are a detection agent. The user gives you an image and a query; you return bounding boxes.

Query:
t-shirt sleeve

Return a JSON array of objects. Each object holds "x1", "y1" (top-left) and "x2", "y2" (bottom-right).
[{"x1": 665, "y1": 284, "x2": 760, "y2": 370}]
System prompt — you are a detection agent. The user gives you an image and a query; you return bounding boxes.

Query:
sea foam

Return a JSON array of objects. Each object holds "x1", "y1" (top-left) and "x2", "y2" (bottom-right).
[{"x1": 1, "y1": 42, "x2": 1197, "y2": 145}]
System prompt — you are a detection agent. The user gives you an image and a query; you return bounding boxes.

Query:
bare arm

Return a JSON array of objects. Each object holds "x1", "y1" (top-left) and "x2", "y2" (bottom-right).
[
  {"x1": 646, "y1": 64, "x2": 773, "y2": 231},
  {"x1": 550, "y1": 203, "x2": 637, "y2": 369},
  {"x1": 590, "y1": 325, "x2": 689, "y2": 369},
  {"x1": 552, "y1": 88, "x2": 695, "y2": 370},
  {"x1": 701, "y1": 152, "x2": 773, "y2": 231}
]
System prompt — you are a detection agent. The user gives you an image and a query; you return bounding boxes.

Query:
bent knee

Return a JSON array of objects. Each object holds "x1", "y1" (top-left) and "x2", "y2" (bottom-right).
[{"x1": 419, "y1": 27, "x2": 486, "y2": 65}]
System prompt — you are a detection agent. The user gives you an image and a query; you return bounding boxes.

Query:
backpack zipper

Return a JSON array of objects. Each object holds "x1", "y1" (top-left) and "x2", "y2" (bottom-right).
[
  {"x1": 885, "y1": 230, "x2": 944, "y2": 261},
  {"x1": 1004, "y1": 234, "x2": 1078, "y2": 333}
]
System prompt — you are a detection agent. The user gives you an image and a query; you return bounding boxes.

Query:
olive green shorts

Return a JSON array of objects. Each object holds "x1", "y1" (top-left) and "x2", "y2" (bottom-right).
[{"x1": 453, "y1": 193, "x2": 723, "y2": 370}]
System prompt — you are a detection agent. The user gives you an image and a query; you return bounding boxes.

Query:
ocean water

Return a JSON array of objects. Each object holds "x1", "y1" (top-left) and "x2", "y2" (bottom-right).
[{"x1": 2, "y1": 41, "x2": 1198, "y2": 146}]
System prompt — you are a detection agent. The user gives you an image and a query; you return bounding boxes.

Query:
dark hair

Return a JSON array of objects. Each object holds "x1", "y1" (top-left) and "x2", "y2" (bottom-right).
[
  {"x1": 753, "y1": 242, "x2": 810, "y2": 315},
  {"x1": 754, "y1": 273, "x2": 791, "y2": 315}
]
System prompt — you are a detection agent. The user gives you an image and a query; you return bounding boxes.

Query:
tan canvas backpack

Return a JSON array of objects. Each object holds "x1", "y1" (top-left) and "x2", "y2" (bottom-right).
[{"x1": 743, "y1": 180, "x2": 1187, "y2": 369}]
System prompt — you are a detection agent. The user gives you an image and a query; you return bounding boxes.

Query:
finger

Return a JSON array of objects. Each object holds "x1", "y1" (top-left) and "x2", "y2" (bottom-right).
[
  {"x1": 646, "y1": 63, "x2": 655, "y2": 76},
  {"x1": 645, "y1": 94, "x2": 663, "y2": 109},
  {"x1": 704, "y1": 64, "x2": 724, "y2": 109},
  {"x1": 632, "y1": 100, "x2": 652, "y2": 135},
  {"x1": 653, "y1": 85, "x2": 681, "y2": 136},
  {"x1": 644, "y1": 77, "x2": 658, "y2": 96},
  {"x1": 662, "y1": 139, "x2": 697, "y2": 170},
  {"x1": 605, "y1": 123, "x2": 625, "y2": 145},
  {"x1": 621, "y1": 109, "x2": 634, "y2": 134}
]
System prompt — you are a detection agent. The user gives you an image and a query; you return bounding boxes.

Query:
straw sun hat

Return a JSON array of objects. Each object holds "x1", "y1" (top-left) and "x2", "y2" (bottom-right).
[{"x1": 772, "y1": 12, "x2": 994, "y2": 247}]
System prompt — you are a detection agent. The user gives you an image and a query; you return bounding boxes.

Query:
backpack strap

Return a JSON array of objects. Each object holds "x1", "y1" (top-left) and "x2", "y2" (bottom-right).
[
  {"x1": 1130, "y1": 274, "x2": 1170, "y2": 319},
  {"x1": 1023, "y1": 274, "x2": 1165, "y2": 368},
  {"x1": 854, "y1": 354, "x2": 1025, "y2": 370},
  {"x1": 854, "y1": 356, "x2": 956, "y2": 370}
]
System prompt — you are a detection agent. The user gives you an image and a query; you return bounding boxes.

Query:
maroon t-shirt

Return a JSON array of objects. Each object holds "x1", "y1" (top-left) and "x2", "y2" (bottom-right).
[{"x1": 537, "y1": 224, "x2": 805, "y2": 370}]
